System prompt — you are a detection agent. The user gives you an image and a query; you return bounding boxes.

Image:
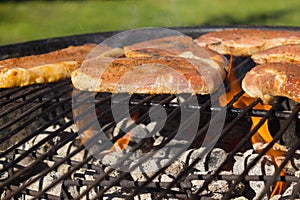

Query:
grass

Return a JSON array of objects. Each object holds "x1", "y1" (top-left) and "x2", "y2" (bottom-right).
[{"x1": 0, "y1": 0, "x2": 300, "y2": 45}]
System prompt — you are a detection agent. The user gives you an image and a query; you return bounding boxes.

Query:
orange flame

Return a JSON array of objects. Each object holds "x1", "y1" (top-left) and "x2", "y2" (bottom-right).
[
  {"x1": 109, "y1": 110, "x2": 140, "y2": 152},
  {"x1": 220, "y1": 54, "x2": 288, "y2": 196}
]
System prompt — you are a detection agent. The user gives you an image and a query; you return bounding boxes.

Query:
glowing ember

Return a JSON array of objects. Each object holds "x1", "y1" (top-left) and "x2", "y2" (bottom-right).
[{"x1": 220, "y1": 55, "x2": 288, "y2": 196}]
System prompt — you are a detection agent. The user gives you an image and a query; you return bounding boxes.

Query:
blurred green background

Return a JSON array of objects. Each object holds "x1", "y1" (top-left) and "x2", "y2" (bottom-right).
[{"x1": 0, "y1": 0, "x2": 300, "y2": 46}]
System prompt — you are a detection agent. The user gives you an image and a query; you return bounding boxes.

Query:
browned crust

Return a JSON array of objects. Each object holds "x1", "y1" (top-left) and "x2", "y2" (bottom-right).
[
  {"x1": 0, "y1": 44, "x2": 97, "y2": 68},
  {"x1": 72, "y1": 35, "x2": 228, "y2": 94},
  {"x1": 124, "y1": 35, "x2": 194, "y2": 57},
  {"x1": 72, "y1": 55, "x2": 227, "y2": 94},
  {"x1": 0, "y1": 44, "x2": 97, "y2": 88},
  {"x1": 124, "y1": 35, "x2": 229, "y2": 66},
  {"x1": 242, "y1": 63, "x2": 300, "y2": 103},
  {"x1": 195, "y1": 29, "x2": 300, "y2": 56},
  {"x1": 251, "y1": 44, "x2": 300, "y2": 64}
]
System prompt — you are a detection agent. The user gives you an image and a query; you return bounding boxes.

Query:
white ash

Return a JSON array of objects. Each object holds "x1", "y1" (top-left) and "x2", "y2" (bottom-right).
[
  {"x1": 133, "y1": 193, "x2": 152, "y2": 200},
  {"x1": 232, "y1": 197, "x2": 249, "y2": 200},
  {"x1": 208, "y1": 180, "x2": 229, "y2": 193},
  {"x1": 178, "y1": 147, "x2": 227, "y2": 172},
  {"x1": 130, "y1": 158, "x2": 186, "y2": 182},
  {"x1": 191, "y1": 180, "x2": 205, "y2": 192},
  {"x1": 205, "y1": 193, "x2": 224, "y2": 200},
  {"x1": 233, "y1": 149, "x2": 275, "y2": 175},
  {"x1": 285, "y1": 151, "x2": 300, "y2": 175},
  {"x1": 269, "y1": 194, "x2": 281, "y2": 200},
  {"x1": 25, "y1": 164, "x2": 66, "y2": 198},
  {"x1": 4, "y1": 109, "x2": 300, "y2": 200},
  {"x1": 233, "y1": 149, "x2": 276, "y2": 200}
]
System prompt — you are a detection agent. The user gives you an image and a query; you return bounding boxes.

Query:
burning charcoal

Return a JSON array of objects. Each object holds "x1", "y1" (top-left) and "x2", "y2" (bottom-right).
[
  {"x1": 133, "y1": 193, "x2": 152, "y2": 200},
  {"x1": 191, "y1": 180, "x2": 205, "y2": 192},
  {"x1": 130, "y1": 158, "x2": 186, "y2": 182},
  {"x1": 179, "y1": 148, "x2": 227, "y2": 172},
  {"x1": 206, "y1": 148, "x2": 228, "y2": 171},
  {"x1": 178, "y1": 148, "x2": 206, "y2": 172},
  {"x1": 56, "y1": 139, "x2": 87, "y2": 162},
  {"x1": 234, "y1": 150, "x2": 276, "y2": 200},
  {"x1": 208, "y1": 180, "x2": 229, "y2": 193},
  {"x1": 207, "y1": 193, "x2": 224, "y2": 200},
  {"x1": 26, "y1": 167, "x2": 63, "y2": 198},
  {"x1": 269, "y1": 194, "x2": 282, "y2": 200},
  {"x1": 164, "y1": 160, "x2": 186, "y2": 180},
  {"x1": 0, "y1": 158, "x2": 8, "y2": 181},
  {"x1": 231, "y1": 197, "x2": 249, "y2": 200}
]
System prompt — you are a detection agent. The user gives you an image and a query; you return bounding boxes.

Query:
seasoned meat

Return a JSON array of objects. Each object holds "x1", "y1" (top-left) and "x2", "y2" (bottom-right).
[
  {"x1": 195, "y1": 29, "x2": 300, "y2": 56},
  {"x1": 124, "y1": 35, "x2": 228, "y2": 69},
  {"x1": 0, "y1": 44, "x2": 98, "y2": 88},
  {"x1": 72, "y1": 55, "x2": 227, "y2": 94},
  {"x1": 72, "y1": 35, "x2": 228, "y2": 94},
  {"x1": 251, "y1": 44, "x2": 300, "y2": 64},
  {"x1": 242, "y1": 63, "x2": 300, "y2": 104}
]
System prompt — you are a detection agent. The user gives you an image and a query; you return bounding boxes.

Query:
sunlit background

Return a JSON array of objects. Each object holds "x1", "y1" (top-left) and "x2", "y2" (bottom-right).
[{"x1": 0, "y1": 0, "x2": 299, "y2": 45}]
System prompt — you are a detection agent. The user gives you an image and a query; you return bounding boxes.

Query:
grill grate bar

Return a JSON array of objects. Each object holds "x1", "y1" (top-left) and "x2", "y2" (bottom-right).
[
  {"x1": 2, "y1": 91, "x2": 102, "y2": 198},
  {"x1": 257, "y1": 136, "x2": 300, "y2": 199},
  {"x1": 74, "y1": 95, "x2": 180, "y2": 199},
  {"x1": 0, "y1": 118, "x2": 75, "y2": 189},
  {"x1": 1, "y1": 27, "x2": 300, "y2": 199},
  {"x1": 104, "y1": 94, "x2": 176, "y2": 146},
  {"x1": 222, "y1": 103, "x2": 300, "y2": 200},
  {"x1": 33, "y1": 155, "x2": 95, "y2": 200},
  {"x1": 98, "y1": 95, "x2": 157, "y2": 140},
  {"x1": 124, "y1": 96, "x2": 215, "y2": 199},
  {"x1": 96, "y1": 94, "x2": 219, "y2": 199},
  {"x1": 28, "y1": 94, "x2": 174, "y2": 199},
  {"x1": 7, "y1": 185, "x2": 61, "y2": 200},
  {"x1": 0, "y1": 80, "x2": 70, "y2": 106},
  {"x1": 0, "y1": 92, "x2": 72, "y2": 159},
  {"x1": 156, "y1": 97, "x2": 261, "y2": 200},
  {"x1": 0, "y1": 87, "x2": 72, "y2": 141},
  {"x1": 0, "y1": 81, "x2": 70, "y2": 119},
  {"x1": 124, "y1": 112, "x2": 201, "y2": 199},
  {"x1": 229, "y1": 105, "x2": 300, "y2": 119},
  {"x1": 191, "y1": 100, "x2": 275, "y2": 197},
  {"x1": 62, "y1": 173, "x2": 300, "y2": 189},
  {"x1": 1, "y1": 120, "x2": 78, "y2": 200}
]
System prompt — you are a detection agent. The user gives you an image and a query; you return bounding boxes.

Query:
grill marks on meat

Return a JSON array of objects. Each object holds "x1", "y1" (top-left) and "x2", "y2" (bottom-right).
[
  {"x1": 251, "y1": 44, "x2": 300, "y2": 64},
  {"x1": 0, "y1": 44, "x2": 97, "y2": 88},
  {"x1": 72, "y1": 36, "x2": 228, "y2": 94},
  {"x1": 242, "y1": 63, "x2": 300, "y2": 104},
  {"x1": 195, "y1": 29, "x2": 300, "y2": 56}
]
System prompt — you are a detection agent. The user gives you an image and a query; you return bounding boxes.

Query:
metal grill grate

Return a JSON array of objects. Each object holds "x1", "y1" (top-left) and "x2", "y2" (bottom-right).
[{"x1": 0, "y1": 26, "x2": 300, "y2": 200}]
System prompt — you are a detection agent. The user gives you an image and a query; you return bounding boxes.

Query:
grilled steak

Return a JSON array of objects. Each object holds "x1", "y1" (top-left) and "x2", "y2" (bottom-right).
[
  {"x1": 0, "y1": 44, "x2": 98, "y2": 88},
  {"x1": 72, "y1": 36, "x2": 228, "y2": 94},
  {"x1": 72, "y1": 56, "x2": 227, "y2": 94},
  {"x1": 251, "y1": 44, "x2": 300, "y2": 64},
  {"x1": 195, "y1": 29, "x2": 300, "y2": 56},
  {"x1": 242, "y1": 62, "x2": 300, "y2": 104},
  {"x1": 124, "y1": 35, "x2": 229, "y2": 71}
]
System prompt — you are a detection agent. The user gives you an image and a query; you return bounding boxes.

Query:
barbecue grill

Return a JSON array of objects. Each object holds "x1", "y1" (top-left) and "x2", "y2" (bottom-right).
[{"x1": 1, "y1": 26, "x2": 300, "y2": 200}]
